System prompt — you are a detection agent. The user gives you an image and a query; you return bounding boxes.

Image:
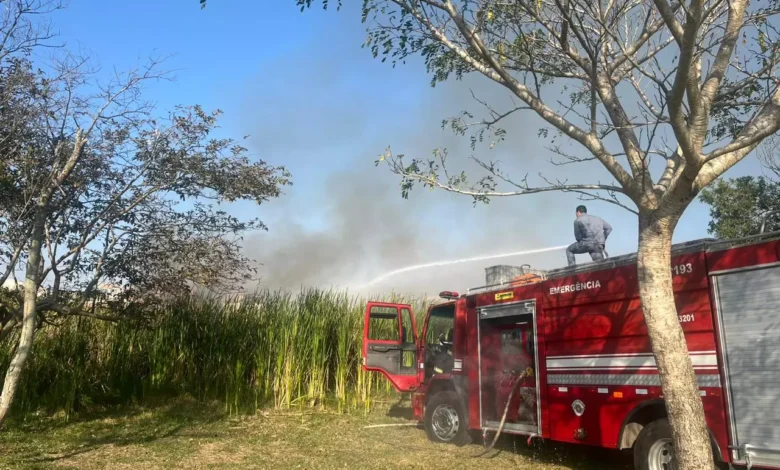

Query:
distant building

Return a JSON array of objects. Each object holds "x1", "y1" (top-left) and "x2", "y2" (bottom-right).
[
  {"x1": 97, "y1": 283, "x2": 123, "y2": 301},
  {"x1": 2, "y1": 278, "x2": 46, "y2": 297}
]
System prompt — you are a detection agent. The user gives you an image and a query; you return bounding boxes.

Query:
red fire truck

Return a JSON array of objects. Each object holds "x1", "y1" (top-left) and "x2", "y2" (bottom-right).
[{"x1": 362, "y1": 232, "x2": 780, "y2": 470}]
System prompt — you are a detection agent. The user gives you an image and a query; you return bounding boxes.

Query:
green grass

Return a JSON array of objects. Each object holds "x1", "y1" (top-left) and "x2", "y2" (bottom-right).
[
  {"x1": 0, "y1": 396, "x2": 631, "y2": 470},
  {"x1": 0, "y1": 289, "x2": 435, "y2": 418}
]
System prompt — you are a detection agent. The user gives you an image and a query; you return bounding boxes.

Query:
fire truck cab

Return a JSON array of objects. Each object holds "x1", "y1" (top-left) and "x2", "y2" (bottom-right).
[{"x1": 362, "y1": 232, "x2": 780, "y2": 470}]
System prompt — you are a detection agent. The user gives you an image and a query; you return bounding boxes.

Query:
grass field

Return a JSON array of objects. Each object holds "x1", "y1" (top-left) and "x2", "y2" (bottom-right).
[{"x1": 0, "y1": 396, "x2": 633, "y2": 470}]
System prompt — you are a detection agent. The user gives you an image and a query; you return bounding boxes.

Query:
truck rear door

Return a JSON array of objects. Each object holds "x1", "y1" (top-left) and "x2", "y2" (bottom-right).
[
  {"x1": 713, "y1": 264, "x2": 780, "y2": 468},
  {"x1": 363, "y1": 302, "x2": 420, "y2": 392}
]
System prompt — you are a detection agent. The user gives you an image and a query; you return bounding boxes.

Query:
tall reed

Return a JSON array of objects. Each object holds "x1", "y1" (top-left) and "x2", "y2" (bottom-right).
[{"x1": 0, "y1": 288, "x2": 434, "y2": 417}]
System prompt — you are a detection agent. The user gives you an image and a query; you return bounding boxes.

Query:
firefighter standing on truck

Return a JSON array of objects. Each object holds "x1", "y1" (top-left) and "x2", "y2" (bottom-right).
[{"x1": 566, "y1": 205, "x2": 612, "y2": 266}]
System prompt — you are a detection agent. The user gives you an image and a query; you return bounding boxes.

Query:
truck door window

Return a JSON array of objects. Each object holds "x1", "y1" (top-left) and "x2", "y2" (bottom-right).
[
  {"x1": 400, "y1": 308, "x2": 416, "y2": 369},
  {"x1": 368, "y1": 306, "x2": 399, "y2": 341},
  {"x1": 426, "y1": 307, "x2": 455, "y2": 345},
  {"x1": 401, "y1": 308, "x2": 414, "y2": 344},
  {"x1": 424, "y1": 305, "x2": 456, "y2": 378}
]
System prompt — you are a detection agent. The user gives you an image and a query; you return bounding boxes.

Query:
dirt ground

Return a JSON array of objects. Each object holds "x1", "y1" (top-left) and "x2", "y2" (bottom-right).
[{"x1": 0, "y1": 397, "x2": 632, "y2": 470}]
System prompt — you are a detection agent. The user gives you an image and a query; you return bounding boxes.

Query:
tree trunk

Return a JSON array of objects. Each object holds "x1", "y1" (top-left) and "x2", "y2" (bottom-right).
[
  {"x1": 0, "y1": 208, "x2": 46, "y2": 426},
  {"x1": 637, "y1": 212, "x2": 714, "y2": 470}
]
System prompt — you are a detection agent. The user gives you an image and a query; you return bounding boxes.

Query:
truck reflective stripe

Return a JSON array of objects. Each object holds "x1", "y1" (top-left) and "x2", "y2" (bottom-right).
[
  {"x1": 547, "y1": 373, "x2": 721, "y2": 388},
  {"x1": 546, "y1": 352, "x2": 717, "y2": 371}
]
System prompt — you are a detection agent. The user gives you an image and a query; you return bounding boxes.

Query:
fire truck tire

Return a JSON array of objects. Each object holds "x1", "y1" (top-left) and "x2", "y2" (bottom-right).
[
  {"x1": 633, "y1": 419, "x2": 725, "y2": 470},
  {"x1": 424, "y1": 391, "x2": 472, "y2": 447}
]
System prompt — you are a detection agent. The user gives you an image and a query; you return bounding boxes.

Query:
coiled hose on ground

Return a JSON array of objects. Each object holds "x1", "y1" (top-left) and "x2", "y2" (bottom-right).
[{"x1": 471, "y1": 369, "x2": 530, "y2": 458}]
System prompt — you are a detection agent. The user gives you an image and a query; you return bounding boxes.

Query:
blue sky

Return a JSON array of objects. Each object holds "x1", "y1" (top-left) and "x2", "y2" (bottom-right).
[{"x1": 48, "y1": 1, "x2": 768, "y2": 295}]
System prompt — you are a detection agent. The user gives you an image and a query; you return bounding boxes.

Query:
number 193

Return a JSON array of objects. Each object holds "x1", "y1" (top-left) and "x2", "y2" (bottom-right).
[{"x1": 672, "y1": 263, "x2": 693, "y2": 275}]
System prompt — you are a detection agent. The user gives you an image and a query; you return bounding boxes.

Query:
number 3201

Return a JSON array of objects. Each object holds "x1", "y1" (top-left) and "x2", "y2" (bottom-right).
[
  {"x1": 678, "y1": 314, "x2": 695, "y2": 323},
  {"x1": 672, "y1": 263, "x2": 693, "y2": 275}
]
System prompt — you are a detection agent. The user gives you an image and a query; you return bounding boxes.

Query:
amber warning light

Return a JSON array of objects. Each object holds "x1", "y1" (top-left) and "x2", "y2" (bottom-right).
[{"x1": 439, "y1": 291, "x2": 459, "y2": 300}]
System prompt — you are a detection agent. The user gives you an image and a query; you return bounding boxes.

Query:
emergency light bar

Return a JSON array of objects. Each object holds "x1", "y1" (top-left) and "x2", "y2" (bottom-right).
[{"x1": 439, "y1": 291, "x2": 459, "y2": 300}]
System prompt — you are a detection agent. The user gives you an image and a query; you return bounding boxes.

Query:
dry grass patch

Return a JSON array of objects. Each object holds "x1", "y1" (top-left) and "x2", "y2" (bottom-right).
[{"x1": 0, "y1": 397, "x2": 631, "y2": 470}]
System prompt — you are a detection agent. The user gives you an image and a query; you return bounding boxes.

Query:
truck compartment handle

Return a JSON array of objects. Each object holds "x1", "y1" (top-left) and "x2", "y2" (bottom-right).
[{"x1": 370, "y1": 345, "x2": 401, "y2": 352}]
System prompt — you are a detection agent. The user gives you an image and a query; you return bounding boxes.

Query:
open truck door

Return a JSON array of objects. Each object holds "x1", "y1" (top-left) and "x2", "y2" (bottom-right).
[{"x1": 362, "y1": 302, "x2": 420, "y2": 392}]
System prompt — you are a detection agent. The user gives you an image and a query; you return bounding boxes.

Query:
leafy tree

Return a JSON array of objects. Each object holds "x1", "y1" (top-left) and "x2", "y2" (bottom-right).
[
  {"x1": 264, "y1": 0, "x2": 780, "y2": 468},
  {"x1": 700, "y1": 176, "x2": 780, "y2": 238},
  {"x1": 700, "y1": 136, "x2": 780, "y2": 238},
  {"x1": 0, "y1": 1, "x2": 291, "y2": 425}
]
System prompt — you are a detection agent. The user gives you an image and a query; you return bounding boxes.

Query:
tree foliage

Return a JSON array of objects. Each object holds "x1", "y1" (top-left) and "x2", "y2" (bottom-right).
[
  {"x1": 700, "y1": 176, "x2": 780, "y2": 238},
  {"x1": 0, "y1": 0, "x2": 292, "y2": 424},
  {"x1": 0, "y1": 55, "x2": 291, "y2": 321},
  {"x1": 701, "y1": 137, "x2": 780, "y2": 238}
]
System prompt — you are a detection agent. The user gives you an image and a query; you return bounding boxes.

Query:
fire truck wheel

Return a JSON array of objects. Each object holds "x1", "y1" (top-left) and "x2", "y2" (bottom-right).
[
  {"x1": 634, "y1": 419, "x2": 724, "y2": 470},
  {"x1": 424, "y1": 391, "x2": 472, "y2": 447}
]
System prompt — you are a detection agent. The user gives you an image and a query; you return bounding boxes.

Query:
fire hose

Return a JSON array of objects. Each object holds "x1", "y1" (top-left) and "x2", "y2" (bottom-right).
[{"x1": 471, "y1": 368, "x2": 532, "y2": 458}]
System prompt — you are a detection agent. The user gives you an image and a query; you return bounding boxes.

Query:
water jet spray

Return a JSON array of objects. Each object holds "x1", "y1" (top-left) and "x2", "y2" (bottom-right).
[{"x1": 355, "y1": 245, "x2": 567, "y2": 289}]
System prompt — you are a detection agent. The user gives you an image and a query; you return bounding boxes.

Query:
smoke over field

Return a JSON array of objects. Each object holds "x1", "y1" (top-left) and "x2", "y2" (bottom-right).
[
  {"x1": 243, "y1": 162, "x2": 571, "y2": 295},
  {"x1": 237, "y1": 47, "x2": 629, "y2": 295}
]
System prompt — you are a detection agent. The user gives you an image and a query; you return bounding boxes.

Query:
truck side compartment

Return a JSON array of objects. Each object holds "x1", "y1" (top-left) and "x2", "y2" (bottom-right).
[{"x1": 538, "y1": 249, "x2": 727, "y2": 454}]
